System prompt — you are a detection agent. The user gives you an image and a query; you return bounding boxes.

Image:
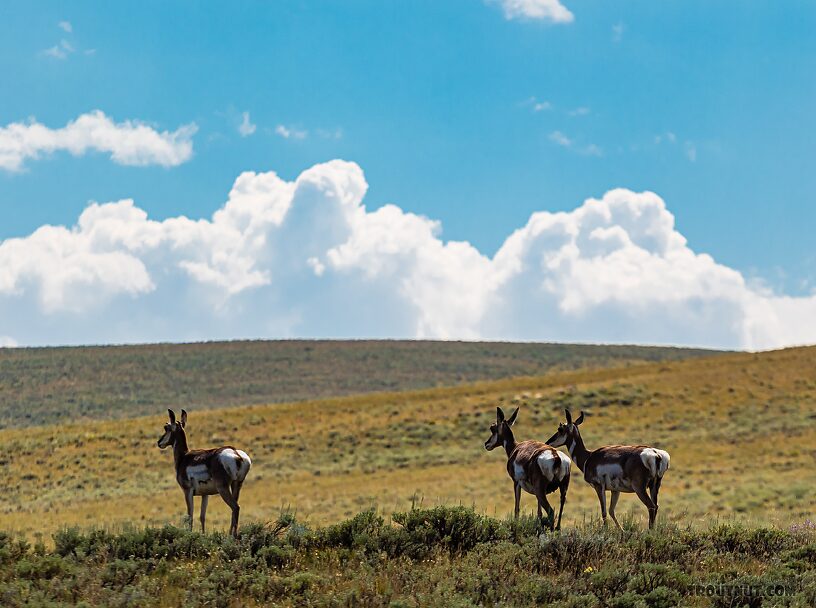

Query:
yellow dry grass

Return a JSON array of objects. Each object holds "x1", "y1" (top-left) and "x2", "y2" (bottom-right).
[{"x1": 2, "y1": 346, "x2": 814, "y2": 540}]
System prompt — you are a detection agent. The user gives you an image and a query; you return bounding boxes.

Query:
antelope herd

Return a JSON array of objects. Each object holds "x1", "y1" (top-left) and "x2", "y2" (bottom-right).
[
  {"x1": 484, "y1": 406, "x2": 670, "y2": 530},
  {"x1": 158, "y1": 405, "x2": 669, "y2": 536}
]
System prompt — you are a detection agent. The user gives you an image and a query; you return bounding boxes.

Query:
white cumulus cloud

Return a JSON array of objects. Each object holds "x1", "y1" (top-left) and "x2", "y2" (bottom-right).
[
  {"x1": 0, "y1": 160, "x2": 814, "y2": 349},
  {"x1": 0, "y1": 111, "x2": 197, "y2": 172},
  {"x1": 490, "y1": 0, "x2": 574, "y2": 23}
]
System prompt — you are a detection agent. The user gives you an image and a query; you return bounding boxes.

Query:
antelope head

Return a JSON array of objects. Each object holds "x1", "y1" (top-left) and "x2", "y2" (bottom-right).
[
  {"x1": 546, "y1": 408, "x2": 584, "y2": 448},
  {"x1": 484, "y1": 406, "x2": 519, "y2": 451},
  {"x1": 157, "y1": 409, "x2": 188, "y2": 449}
]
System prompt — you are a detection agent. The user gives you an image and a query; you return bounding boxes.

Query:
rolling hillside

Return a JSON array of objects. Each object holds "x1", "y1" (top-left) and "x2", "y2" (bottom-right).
[
  {"x1": 0, "y1": 345, "x2": 813, "y2": 541},
  {"x1": 0, "y1": 339, "x2": 717, "y2": 428}
]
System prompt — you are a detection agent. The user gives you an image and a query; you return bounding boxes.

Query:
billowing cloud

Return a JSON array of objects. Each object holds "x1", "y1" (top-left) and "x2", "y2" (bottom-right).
[
  {"x1": 0, "y1": 111, "x2": 197, "y2": 171},
  {"x1": 490, "y1": 0, "x2": 574, "y2": 23},
  {"x1": 0, "y1": 160, "x2": 814, "y2": 349}
]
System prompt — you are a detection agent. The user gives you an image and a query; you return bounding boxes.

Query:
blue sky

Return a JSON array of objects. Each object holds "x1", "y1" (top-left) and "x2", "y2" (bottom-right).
[{"x1": 0, "y1": 1, "x2": 815, "y2": 348}]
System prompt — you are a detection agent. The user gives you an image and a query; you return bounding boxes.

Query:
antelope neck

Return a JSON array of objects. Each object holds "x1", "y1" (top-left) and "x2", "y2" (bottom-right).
[
  {"x1": 566, "y1": 429, "x2": 590, "y2": 472},
  {"x1": 502, "y1": 428, "x2": 517, "y2": 459},
  {"x1": 173, "y1": 429, "x2": 190, "y2": 470}
]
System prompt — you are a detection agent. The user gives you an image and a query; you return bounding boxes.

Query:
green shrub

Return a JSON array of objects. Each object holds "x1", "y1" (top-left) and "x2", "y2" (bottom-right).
[
  {"x1": 642, "y1": 586, "x2": 681, "y2": 608},
  {"x1": 390, "y1": 506, "x2": 504, "y2": 558},
  {"x1": 536, "y1": 528, "x2": 616, "y2": 575},
  {"x1": 550, "y1": 594, "x2": 601, "y2": 608},
  {"x1": 318, "y1": 509, "x2": 385, "y2": 552},
  {"x1": 0, "y1": 533, "x2": 30, "y2": 565},
  {"x1": 785, "y1": 544, "x2": 816, "y2": 572},
  {"x1": 608, "y1": 592, "x2": 648, "y2": 608},
  {"x1": 589, "y1": 565, "x2": 630, "y2": 600},
  {"x1": 624, "y1": 526, "x2": 696, "y2": 564},
  {"x1": 628, "y1": 563, "x2": 691, "y2": 595},
  {"x1": 101, "y1": 559, "x2": 144, "y2": 590},
  {"x1": 710, "y1": 523, "x2": 794, "y2": 557},
  {"x1": 15, "y1": 555, "x2": 72, "y2": 580}
]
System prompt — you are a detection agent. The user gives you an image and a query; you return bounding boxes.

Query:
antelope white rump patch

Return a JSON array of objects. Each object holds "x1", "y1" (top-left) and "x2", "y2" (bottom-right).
[
  {"x1": 557, "y1": 451, "x2": 572, "y2": 480},
  {"x1": 218, "y1": 449, "x2": 252, "y2": 481},
  {"x1": 537, "y1": 450, "x2": 569, "y2": 481},
  {"x1": 235, "y1": 449, "x2": 252, "y2": 479},
  {"x1": 640, "y1": 448, "x2": 670, "y2": 477}
]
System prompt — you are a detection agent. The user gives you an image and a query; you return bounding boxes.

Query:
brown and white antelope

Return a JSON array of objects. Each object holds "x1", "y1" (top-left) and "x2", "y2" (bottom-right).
[
  {"x1": 546, "y1": 409, "x2": 670, "y2": 530},
  {"x1": 157, "y1": 409, "x2": 251, "y2": 537},
  {"x1": 484, "y1": 406, "x2": 571, "y2": 531}
]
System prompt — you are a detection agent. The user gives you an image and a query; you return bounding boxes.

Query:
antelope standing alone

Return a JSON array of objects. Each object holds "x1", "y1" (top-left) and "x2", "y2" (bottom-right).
[
  {"x1": 546, "y1": 409, "x2": 669, "y2": 530},
  {"x1": 157, "y1": 409, "x2": 251, "y2": 537},
  {"x1": 484, "y1": 406, "x2": 571, "y2": 531}
]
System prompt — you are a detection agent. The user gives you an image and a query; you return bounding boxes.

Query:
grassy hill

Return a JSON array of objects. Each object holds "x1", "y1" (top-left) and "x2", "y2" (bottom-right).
[
  {"x1": 0, "y1": 345, "x2": 813, "y2": 541},
  {"x1": 0, "y1": 339, "x2": 717, "y2": 428}
]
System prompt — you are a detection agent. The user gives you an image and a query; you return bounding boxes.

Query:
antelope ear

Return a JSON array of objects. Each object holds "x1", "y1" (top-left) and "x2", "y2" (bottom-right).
[
  {"x1": 507, "y1": 407, "x2": 519, "y2": 427},
  {"x1": 565, "y1": 409, "x2": 572, "y2": 425},
  {"x1": 574, "y1": 411, "x2": 585, "y2": 426},
  {"x1": 180, "y1": 409, "x2": 188, "y2": 428},
  {"x1": 168, "y1": 409, "x2": 176, "y2": 424},
  {"x1": 496, "y1": 407, "x2": 505, "y2": 422}
]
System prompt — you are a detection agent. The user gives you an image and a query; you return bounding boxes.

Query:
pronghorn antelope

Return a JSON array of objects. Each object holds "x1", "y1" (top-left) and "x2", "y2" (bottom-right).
[
  {"x1": 157, "y1": 409, "x2": 251, "y2": 537},
  {"x1": 484, "y1": 406, "x2": 571, "y2": 531},
  {"x1": 546, "y1": 409, "x2": 670, "y2": 530}
]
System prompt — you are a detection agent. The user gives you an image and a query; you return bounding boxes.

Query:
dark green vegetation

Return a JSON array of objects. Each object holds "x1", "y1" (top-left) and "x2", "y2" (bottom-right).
[
  {"x1": 2, "y1": 507, "x2": 814, "y2": 607},
  {"x1": 0, "y1": 340, "x2": 718, "y2": 428}
]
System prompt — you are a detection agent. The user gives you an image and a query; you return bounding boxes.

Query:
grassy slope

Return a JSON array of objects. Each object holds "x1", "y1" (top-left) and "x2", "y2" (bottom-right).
[
  {"x1": 0, "y1": 340, "x2": 716, "y2": 428},
  {"x1": 1, "y1": 346, "x2": 813, "y2": 540}
]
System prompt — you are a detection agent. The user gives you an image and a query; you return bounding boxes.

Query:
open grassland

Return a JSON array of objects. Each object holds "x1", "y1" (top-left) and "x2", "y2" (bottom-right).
[
  {"x1": 2, "y1": 508, "x2": 816, "y2": 607},
  {"x1": 0, "y1": 340, "x2": 717, "y2": 428},
  {"x1": 0, "y1": 346, "x2": 814, "y2": 542}
]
